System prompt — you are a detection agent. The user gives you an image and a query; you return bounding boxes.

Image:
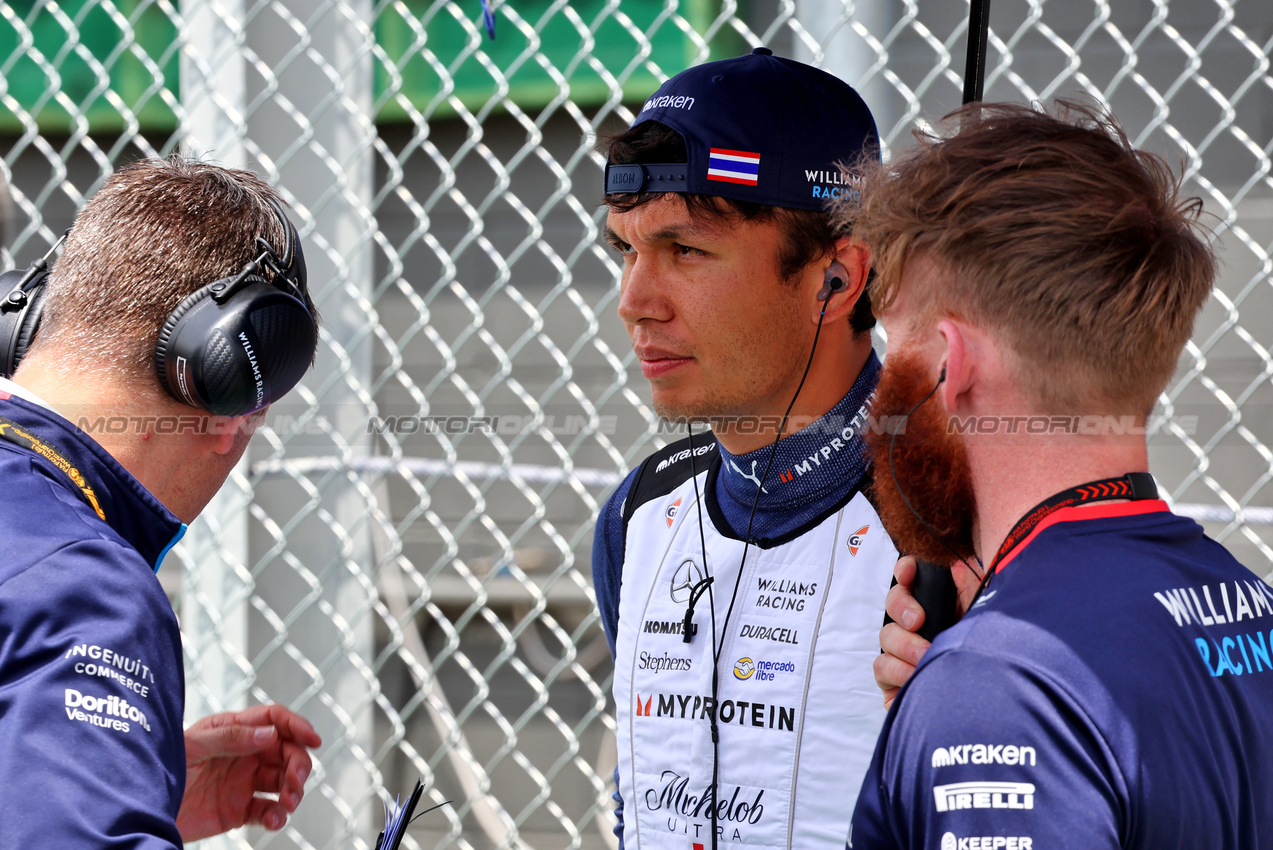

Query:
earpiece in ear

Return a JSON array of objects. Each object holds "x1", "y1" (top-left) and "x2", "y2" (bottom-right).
[
  {"x1": 816, "y1": 260, "x2": 850, "y2": 302},
  {"x1": 939, "y1": 365, "x2": 947, "y2": 384}
]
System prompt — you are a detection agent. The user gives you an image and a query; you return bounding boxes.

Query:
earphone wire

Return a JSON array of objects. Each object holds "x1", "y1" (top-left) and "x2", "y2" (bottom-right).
[
  {"x1": 683, "y1": 420, "x2": 715, "y2": 633},
  {"x1": 719, "y1": 295, "x2": 833, "y2": 661},
  {"x1": 682, "y1": 416, "x2": 721, "y2": 849},
  {"x1": 696, "y1": 282, "x2": 839, "y2": 850}
]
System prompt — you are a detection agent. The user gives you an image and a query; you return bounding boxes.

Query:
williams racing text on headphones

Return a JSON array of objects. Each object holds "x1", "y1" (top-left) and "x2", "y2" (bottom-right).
[{"x1": 0, "y1": 198, "x2": 317, "y2": 417}]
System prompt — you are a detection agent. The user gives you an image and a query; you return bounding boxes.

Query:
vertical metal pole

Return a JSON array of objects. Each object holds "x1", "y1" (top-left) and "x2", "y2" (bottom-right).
[
  {"x1": 180, "y1": 0, "x2": 377, "y2": 844},
  {"x1": 244, "y1": 0, "x2": 377, "y2": 844},
  {"x1": 178, "y1": 9, "x2": 252, "y2": 850},
  {"x1": 177, "y1": 0, "x2": 251, "y2": 734},
  {"x1": 963, "y1": 0, "x2": 992, "y2": 104},
  {"x1": 179, "y1": 0, "x2": 248, "y2": 166},
  {"x1": 795, "y1": 0, "x2": 900, "y2": 144}
]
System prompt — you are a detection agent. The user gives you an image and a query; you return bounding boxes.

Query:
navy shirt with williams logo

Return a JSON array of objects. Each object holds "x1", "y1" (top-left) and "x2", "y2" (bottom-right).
[{"x1": 850, "y1": 501, "x2": 1273, "y2": 849}]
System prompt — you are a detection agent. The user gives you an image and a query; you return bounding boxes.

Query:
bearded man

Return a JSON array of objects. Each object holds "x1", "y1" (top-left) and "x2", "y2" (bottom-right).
[{"x1": 846, "y1": 101, "x2": 1273, "y2": 849}]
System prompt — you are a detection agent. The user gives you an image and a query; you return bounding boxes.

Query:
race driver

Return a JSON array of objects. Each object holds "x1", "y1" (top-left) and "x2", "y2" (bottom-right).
[{"x1": 592, "y1": 48, "x2": 898, "y2": 850}]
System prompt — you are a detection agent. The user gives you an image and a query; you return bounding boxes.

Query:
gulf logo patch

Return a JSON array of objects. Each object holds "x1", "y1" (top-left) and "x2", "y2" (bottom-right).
[{"x1": 848, "y1": 524, "x2": 869, "y2": 556}]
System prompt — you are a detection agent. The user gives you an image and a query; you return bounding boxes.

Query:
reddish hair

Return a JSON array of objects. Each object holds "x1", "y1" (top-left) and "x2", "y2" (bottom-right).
[{"x1": 844, "y1": 101, "x2": 1215, "y2": 415}]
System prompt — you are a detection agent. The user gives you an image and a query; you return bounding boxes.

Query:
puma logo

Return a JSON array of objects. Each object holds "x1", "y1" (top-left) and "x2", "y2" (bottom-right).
[{"x1": 729, "y1": 459, "x2": 768, "y2": 494}]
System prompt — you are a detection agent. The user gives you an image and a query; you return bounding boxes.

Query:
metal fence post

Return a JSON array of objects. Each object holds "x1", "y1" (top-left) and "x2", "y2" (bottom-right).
[
  {"x1": 243, "y1": 0, "x2": 378, "y2": 845},
  {"x1": 176, "y1": 4, "x2": 253, "y2": 848},
  {"x1": 180, "y1": 0, "x2": 378, "y2": 845}
]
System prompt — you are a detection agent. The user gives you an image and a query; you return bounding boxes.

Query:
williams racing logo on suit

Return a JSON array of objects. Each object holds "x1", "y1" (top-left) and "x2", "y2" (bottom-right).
[
  {"x1": 1153, "y1": 577, "x2": 1273, "y2": 679},
  {"x1": 753, "y1": 576, "x2": 818, "y2": 612}
]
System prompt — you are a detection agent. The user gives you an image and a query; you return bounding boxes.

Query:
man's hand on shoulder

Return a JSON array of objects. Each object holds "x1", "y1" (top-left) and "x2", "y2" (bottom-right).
[
  {"x1": 178, "y1": 703, "x2": 323, "y2": 842},
  {"x1": 875, "y1": 555, "x2": 983, "y2": 708}
]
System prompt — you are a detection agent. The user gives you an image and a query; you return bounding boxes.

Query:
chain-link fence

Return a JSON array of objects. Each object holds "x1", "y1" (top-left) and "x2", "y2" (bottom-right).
[{"x1": 2, "y1": 1, "x2": 1271, "y2": 848}]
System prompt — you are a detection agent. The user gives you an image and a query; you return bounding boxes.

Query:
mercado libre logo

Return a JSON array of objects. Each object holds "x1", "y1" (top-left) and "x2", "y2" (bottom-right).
[{"x1": 733, "y1": 657, "x2": 796, "y2": 683}]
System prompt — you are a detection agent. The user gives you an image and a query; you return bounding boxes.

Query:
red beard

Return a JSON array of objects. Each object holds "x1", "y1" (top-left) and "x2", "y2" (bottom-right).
[{"x1": 867, "y1": 353, "x2": 978, "y2": 565}]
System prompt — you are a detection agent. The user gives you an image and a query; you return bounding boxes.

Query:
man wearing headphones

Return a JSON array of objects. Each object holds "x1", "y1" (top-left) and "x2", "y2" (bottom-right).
[
  {"x1": 592, "y1": 49, "x2": 898, "y2": 849},
  {"x1": 0, "y1": 156, "x2": 322, "y2": 847},
  {"x1": 846, "y1": 102, "x2": 1273, "y2": 848}
]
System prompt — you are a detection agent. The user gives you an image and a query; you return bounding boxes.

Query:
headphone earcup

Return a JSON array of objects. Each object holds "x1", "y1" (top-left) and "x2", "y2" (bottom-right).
[
  {"x1": 155, "y1": 282, "x2": 219, "y2": 407},
  {"x1": 0, "y1": 265, "x2": 52, "y2": 378},
  {"x1": 156, "y1": 277, "x2": 315, "y2": 416},
  {"x1": 11, "y1": 284, "x2": 49, "y2": 369}
]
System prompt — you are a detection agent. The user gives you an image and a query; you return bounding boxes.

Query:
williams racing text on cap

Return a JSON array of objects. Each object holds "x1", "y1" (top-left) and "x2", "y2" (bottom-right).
[{"x1": 604, "y1": 47, "x2": 880, "y2": 211}]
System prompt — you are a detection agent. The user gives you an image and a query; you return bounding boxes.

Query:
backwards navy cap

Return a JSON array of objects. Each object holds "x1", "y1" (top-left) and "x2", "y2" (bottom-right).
[{"x1": 605, "y1": 47, "x2": 880, "y2": 211}]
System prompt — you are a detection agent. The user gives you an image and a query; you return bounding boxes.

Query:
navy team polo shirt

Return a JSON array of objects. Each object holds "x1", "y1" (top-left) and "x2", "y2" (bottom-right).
[
  {"x1": 850, "y1": 500, "x2": 1273, "y2": 849},
  {"x1": 0, "y1": 388, "x2": 188, "y2": 848}
]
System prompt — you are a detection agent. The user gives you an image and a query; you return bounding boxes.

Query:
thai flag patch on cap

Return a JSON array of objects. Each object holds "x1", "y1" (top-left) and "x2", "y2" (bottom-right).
[{"x1": 707, "y1": 148, "x2": 760, "y2": 186}]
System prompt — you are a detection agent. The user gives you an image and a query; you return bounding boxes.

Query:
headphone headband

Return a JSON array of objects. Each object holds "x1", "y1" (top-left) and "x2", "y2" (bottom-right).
[{"x1": 261, "y1": 197, "x2": 307, "y2": 295}]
